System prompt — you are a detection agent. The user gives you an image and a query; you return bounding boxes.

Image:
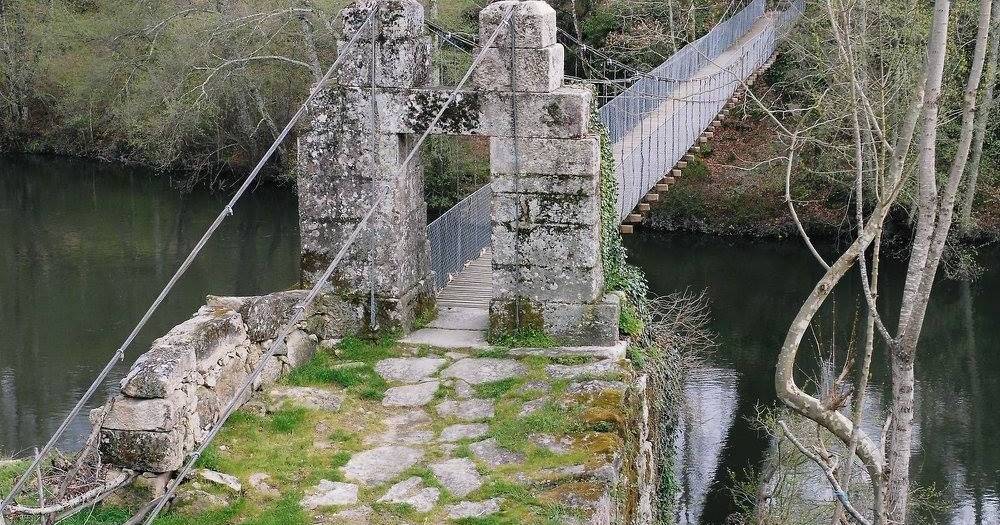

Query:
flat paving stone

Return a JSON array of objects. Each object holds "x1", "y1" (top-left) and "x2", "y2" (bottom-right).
[
  {"x1": 382, "y1": 381, "x2": 439, "y2": 407},
  {"x1": 430, "y1": 458, "x2": 483, "y2": 498},
  {"x1": 469, "y1": 438, "x2": 524, "y2": 467},
  {"x1": 382, "y1": 409, "x2": 432, "y2": 428},
  {"x1": 509, "y1": 341, "x2": 627, "y2": 360},
  {"x1": 435, "y1": 398, "x2": 496, "y2": 421},
  {"x1": 446, "y1": 498, "x2": 504, "y2": 519},
  {"x1": 440, "y1": 358, "x2": 527, "y2": 385},
  {"x1": 439, "y1": 423, "x2": 489, "y2": 443},
  {"x1": 545, "y1": 359, "x2": 623, "y2": 380},
  {"x1": 428, "y1": 307, "x2": 489, "y2": 330},
  {"x1": 269, "y1": 386, "x2": 343, "y2": 412},
  {"x1": 342, "y1": 446, "x2": 424, "y2": 486},
  {"x1": 364, "y1": 428, "x2": 435, "y2": 446},
  {"x1": 401, "y1": 328, "x2": 489, "y2": 349},
  {"x1": 326, "y1": 505, "x2": 372, "y2": 524},
  {"x1": 377, "y1": 477, "x2": 440, "y2": 512},
  {"x1": 375, "y1": 357, "x2": 447, "y2": 384},
  {"x1": 301, "y1": 480, "x2": 359, "y2": 509}
]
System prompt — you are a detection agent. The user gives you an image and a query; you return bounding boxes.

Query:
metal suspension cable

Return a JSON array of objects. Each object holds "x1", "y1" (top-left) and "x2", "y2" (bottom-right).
[
  {"x1": 0, "y1": 7, "x2": 382, "y2": 519},
  {"x1": 137, "y1": 5, "x2": 516, "y2": 524}
]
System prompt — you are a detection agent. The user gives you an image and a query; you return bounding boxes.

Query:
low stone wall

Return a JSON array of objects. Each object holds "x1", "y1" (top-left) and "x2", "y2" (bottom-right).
[{"x1": 95, "y1": 291, "x2": 343, "y2": 473}]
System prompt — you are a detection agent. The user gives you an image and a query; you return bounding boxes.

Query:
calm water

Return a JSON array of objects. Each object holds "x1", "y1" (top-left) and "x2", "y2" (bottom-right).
[
  {"x1": 0, "y1": 155, "x2": 299, "y2": 456},
  {"x1": 626, "y1": 232, "x2": 1000, "y2": 524}
]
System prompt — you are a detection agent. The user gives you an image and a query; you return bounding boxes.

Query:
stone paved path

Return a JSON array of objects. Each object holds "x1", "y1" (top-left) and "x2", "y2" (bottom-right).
[{"x1": 264, "y1": 341, "x2": 634, "y2": 524}]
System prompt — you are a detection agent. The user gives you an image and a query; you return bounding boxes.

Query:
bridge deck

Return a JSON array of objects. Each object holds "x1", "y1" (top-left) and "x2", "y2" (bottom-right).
[
  {"x1": 436, "y1": 249, "x2": 492, "y2": 310},
  {"x1": 401, "y1": 249, "x2": 492, "y2": 348},
  {"x1": 612, "y1": 14, "x2": 775, "y2": 217}
]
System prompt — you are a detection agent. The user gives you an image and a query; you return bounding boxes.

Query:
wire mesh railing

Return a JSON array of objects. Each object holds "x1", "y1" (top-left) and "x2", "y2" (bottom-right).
[
  {"x1": 427, "y1": 183, "x2": 492, "y2": 290},
  {"x1": 425, "y1": 0, "x2": 802, "y2": 291},
  {"x1": 594, "y1": 0, "x2": 793, "y2": 221}
]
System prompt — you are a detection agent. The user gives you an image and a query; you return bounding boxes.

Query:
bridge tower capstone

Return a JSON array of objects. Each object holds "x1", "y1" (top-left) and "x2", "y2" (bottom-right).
[{"x1": 298, "y1": 0, "x2": 619, "y2": 344}]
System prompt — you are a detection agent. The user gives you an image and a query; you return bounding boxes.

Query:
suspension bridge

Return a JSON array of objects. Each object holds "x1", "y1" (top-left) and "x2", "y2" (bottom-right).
[{"x1": 0, "y1": 0, "x2": 803, "y2": 522}]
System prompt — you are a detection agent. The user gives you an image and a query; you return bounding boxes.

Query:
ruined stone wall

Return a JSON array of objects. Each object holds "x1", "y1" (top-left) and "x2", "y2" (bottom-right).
[{"x1": 95, "y1": 291, "x2": 340, "y2": 473}]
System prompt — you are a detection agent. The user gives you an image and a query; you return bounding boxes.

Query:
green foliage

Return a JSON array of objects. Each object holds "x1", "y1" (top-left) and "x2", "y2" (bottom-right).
[
  {"x1": 424, "y1": 136, "x2": 490, "y2": 216},
  {"x1": 593, "y1": 111, "x2": 651, "y2": 334}
]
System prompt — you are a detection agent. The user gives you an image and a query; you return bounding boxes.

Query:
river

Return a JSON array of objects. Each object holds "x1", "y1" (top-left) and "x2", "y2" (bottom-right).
[
  {"x1": 2, "y1": 156, "x2": 997, "y2": 523},
  {"x1": 626, "y1": 231, "x2": 1000, "y2": 524},
  {"x1": 0, "y1": 155, "x2": 299, "y2": 457}
]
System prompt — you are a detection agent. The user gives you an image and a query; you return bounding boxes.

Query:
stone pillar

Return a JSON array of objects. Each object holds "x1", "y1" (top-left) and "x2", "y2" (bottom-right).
[
  {"x1": 480, "y1": 1, "x2": 620, "y2": 345},
  {"x1": 297, "y1": 0, "x2": 435, "y2": 333}
]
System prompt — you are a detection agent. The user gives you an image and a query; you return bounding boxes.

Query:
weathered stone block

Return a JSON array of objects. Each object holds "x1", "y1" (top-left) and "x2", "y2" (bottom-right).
[
  {"x1": 102, "y1": 395, "x2": 183, "y2": 432},
  {"x1": 491, "y1": 136, "x2": 600, "y2": 176},
  {"x1": 492, "y1": 191, "x2": 600, "y2": 227},
  {"x1": 493, "y1": 263, "x2": 603, "y2": 303},
  {"x1": 484, "y1": 87, "x2": 591, "y2": 138},
  {"x1": 473, "y1": 45, "x2": 564, "y2": 93},
  {"x1": 386, "y1": 86, "x2": 590, "y2": 139},
  {"x1": 341, "y1": 0, "x2": 426, "y2": 41},
  {"x1": 99, "y1": 428, "x2": 186, "y2": 473},
  {"x1": 479, "y1": 0, "x2": 558, "y2": 49},
  {"x1": 491, "y1": 172, "x2": 599, "y2": 195},
  {"x1": 283, "y1": 329, "x2": 317, "y2": 368},
  {"x1": 120, "y1": 342, "x2": 195, "y2": 399},
  {"x1": 492, "y1": 222, "x2": 601, "y2": 267},
  {"x1": 336, "y1": 37, "x2": 432, "y2": 88},
  {"x1": 238, "y1": 291, "x2": 310, "y2": 342},
  {"x1": 540, "y1": 294, "x2": 621, "y2": 346},
  {"x1": 489, "y1": 294, "x2": 620, "y2": 347}
]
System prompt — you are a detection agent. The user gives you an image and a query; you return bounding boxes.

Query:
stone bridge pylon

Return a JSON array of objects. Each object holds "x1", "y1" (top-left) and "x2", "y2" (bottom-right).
[{"x1": 298, "y1": 0, "x2": 619, "y2": 345}]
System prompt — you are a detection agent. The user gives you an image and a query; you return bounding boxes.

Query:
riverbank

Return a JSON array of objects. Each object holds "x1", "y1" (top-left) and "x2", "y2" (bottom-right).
[{"x1": 643, "y1": 62, "x2": 1000, "y2": 243}]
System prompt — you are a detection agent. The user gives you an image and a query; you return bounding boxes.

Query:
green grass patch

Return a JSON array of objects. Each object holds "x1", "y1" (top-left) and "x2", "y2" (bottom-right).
[
  {"x1": 337, "y1": 334, "x2": 398, "y2": 362},
  {"x1": 152, "y1": 500, "x2": 245, "y2": 525},
  {"x1": 242, "y1": 495, "x2": 309, "y2": 525},
  {"x1": 194, "y1": 445, "x2": 222, "y2": 470},
  {"x1": 270, "y1": 407, "x2": 308, "y2": 434},
  {"x1": 61, "y1": 506, "x2": 133, "y2": 525},
  {"x1": 371, "y1": 501, "x2": 418, "y2": 518},
  {"x1": 489, "y1": 401, "x2": 577, "y2": 452},
  {"x1": 474, "y1": 378, "x2": 522, "y2": 399},
  {"x1": 285, "y1": 345, "x2": 389, "y2": 399},
  {"x1": 475, "y1": 347, "x2": 511, "y2": 359}
]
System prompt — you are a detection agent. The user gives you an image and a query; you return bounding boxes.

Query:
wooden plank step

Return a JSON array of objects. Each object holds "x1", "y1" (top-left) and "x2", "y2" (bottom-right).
[
  {"x1": 661, "y1": 176, "x2": 676, "y2": 184},
  {"x1": 677, "y1": 161, "x2": 688, "y2": 168},
  {"x1": 655, "y1": 183, "x2": 670, "y2": 192},
  {"x1": 638, "y1": 203, "x2": 651, "y2": 212},
  {"x1": 644, "y1": 193, "x2": 659, "y2": 203},
  {"x1": 672, "y1": 169, "x2": 683, "y2": 177},
  {"x1": 619, "y1": 224, "x2": 634, "y2": 234},
  {"x1": 627, "y1": 213, "x2": 643, "y2": 223}
]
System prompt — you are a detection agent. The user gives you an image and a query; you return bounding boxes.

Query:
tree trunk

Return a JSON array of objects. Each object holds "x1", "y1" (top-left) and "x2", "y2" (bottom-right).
[
  {"x1": 885, "y1": 353, "x2": 915, "y2": 522},
  {"x1": 960, "y1": 0, "x2": 1000, "y2": 229}
]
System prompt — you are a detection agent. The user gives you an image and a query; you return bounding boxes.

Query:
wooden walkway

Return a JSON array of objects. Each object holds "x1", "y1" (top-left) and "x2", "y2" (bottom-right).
[{"x1": 435, "y1": 249, "x2": 492, "y2": 310}]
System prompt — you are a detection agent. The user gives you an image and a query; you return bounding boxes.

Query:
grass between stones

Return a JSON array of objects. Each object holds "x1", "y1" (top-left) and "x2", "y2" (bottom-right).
[{"x1": 50, "y1": 336, "x2": 621, "y2": 524}]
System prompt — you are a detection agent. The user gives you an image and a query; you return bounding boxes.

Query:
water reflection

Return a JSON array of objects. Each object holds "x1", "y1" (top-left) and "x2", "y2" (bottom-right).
[
  {"x1": 625, "y1": 232, "x2": 1000, "y2": 524},
  {"x1": 0, "y1": 155, "x2": 299, "y2": 455},
  {"x1": 676, "y1": 368, "x2": 739, "y2": 525}
]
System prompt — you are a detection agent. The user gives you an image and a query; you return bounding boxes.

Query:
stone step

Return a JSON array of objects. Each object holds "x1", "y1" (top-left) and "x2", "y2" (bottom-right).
[
  {"x1": 508, "y1": 341, "x2": 626, "y2": 360},
  {"x1": 427, "y1": 307, "x2": 489, "y2": 331},
  {"x1": 401, "y1": 328, "x2": 489, "y2": 349}
]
